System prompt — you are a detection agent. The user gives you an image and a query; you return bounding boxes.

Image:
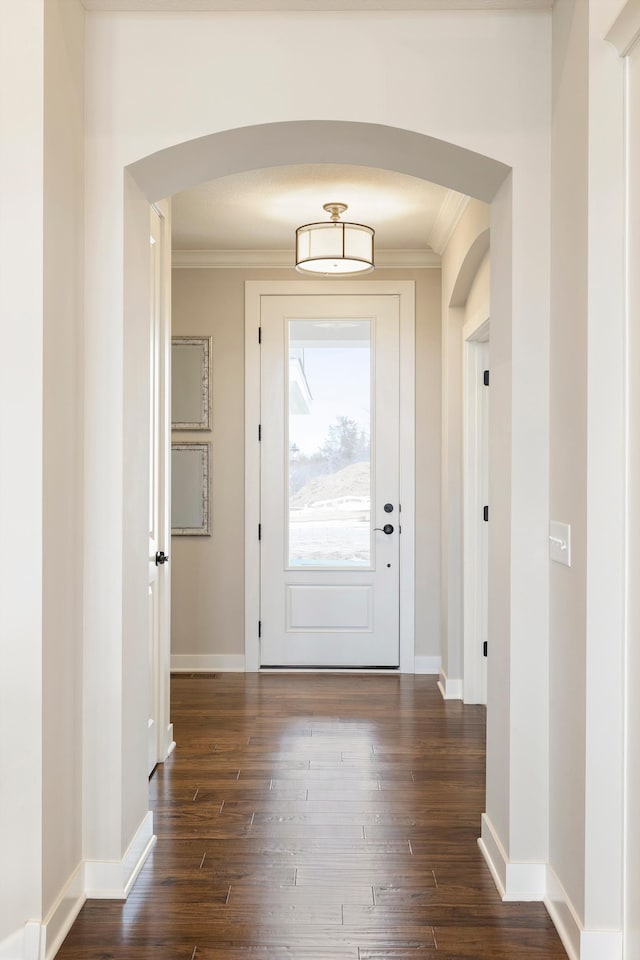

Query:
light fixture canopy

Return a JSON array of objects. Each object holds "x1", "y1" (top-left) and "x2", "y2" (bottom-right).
[{"x1": 295, "y1": 202, "x2": 375, "y2": 275}]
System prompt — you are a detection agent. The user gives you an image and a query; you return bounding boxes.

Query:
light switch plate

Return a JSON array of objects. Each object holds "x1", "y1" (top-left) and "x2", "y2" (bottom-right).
[{"x1": 549, "y1": 521, "x2": 571, "y2": 567}]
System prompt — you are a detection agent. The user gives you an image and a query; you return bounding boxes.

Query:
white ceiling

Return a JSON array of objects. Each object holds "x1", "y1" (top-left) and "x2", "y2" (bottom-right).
[
  {"x1": 171, "y1": 163, "x2": 469, "y2": 260},
  {"x1": 82, "y1": 0, "x2": 550, "y2": 9}
]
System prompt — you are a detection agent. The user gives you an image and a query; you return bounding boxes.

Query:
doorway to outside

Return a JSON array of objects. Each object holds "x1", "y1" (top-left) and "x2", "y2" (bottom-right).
[{"x1": 244, "y1": 281, "x2": 416, "y2": 671}]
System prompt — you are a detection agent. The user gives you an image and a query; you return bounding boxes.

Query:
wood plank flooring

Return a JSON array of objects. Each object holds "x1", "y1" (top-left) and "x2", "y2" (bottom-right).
[{"x1": 57, "y1": 673, "x2": 567, "y2": 960}]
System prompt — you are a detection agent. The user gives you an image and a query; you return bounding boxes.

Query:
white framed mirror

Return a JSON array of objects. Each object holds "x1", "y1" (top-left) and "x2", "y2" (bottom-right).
[
  {"x1": 172, "y1": 336, "x2": 212, "y2": 431},
  {"x1": 171, "y1": 442, "x2": 211, "y2": 536}
]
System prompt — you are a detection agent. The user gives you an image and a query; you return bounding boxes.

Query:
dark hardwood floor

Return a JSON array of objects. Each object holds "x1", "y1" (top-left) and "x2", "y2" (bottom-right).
[{"x1": 57, "y1": 672, "x2": 567, "y2": 959}]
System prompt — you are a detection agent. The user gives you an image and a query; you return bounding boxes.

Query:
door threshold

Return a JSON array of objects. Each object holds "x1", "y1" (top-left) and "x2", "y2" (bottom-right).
[{"x1": 259, "y1": 666, "x2": 400, "y2": 673}]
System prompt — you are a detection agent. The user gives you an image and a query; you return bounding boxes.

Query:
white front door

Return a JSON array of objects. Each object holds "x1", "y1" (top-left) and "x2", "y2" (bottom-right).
[{"x1": 259, "y1": 294, "x2": 400, "y2": 668}]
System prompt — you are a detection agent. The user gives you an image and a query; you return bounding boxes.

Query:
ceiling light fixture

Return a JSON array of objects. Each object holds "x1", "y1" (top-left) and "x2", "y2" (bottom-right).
[{"x1": 295, "y1": 203, "x2": 375, "y2": 275}]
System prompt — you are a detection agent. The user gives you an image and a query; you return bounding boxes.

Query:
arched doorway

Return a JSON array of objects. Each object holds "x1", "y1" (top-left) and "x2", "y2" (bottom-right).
[{"x1": 86, "y1": 119, "x2": 549, "y2": 913}]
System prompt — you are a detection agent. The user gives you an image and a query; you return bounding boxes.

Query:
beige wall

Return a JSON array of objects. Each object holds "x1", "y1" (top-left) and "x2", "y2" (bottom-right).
[
  {"x1": 171, "y1": 268, "x2": 247, "y2": 659},
  {"x1": 171, "y1": 266, "x2": 441, "y2": 663}
]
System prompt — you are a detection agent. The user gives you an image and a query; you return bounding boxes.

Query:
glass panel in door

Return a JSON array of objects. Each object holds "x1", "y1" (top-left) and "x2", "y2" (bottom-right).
[{"x1": 287, "y1": 319, "x2": 372, "y2": 569}]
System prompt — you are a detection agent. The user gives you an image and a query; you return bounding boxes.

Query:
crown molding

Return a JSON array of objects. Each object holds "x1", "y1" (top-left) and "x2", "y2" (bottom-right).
[
  {"x1": 606, "y1": 0, "x2": 640, "y2": 56},
  {"x1": 172, "y1": 248, "x2": 440, "y2": 269},
  {"x1": 429, "y1": 191, "x2": 470, "y2": 255},
  {"x1": 83, "y1": 1, "x2": 552, "y2": 10}
]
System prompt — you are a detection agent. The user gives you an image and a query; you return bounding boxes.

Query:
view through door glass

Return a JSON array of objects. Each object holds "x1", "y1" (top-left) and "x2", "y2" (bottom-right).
[{"x1": 288, "y1": 319, "x2": 372, "y2": 569}]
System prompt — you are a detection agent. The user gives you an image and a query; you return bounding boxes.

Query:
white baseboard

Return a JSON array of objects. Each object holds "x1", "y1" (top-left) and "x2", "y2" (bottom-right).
[
  {"x1": 164, "y1": 722, "x2": 176, "y2": 759},
  {"x1": 0, "y1": 922, "x2": 43, "y2": 960},
  {"x1": 171, "y1": 654, "x2": 245, "y2": 672},
  {"x1": 85, "y1": 811, "x2": 155, "y2": 899},
  {"x1": 478, "y1": 812, "x2": 507, "y2": 896},
  {"x1": 42, "y1": 861, "x2": 86, "y2": 960},
  {"x1": 577, "y1": 932, "x2": 623, "y2": 960},
  {"x1": 545, "y1": 866, "x2": 582, "y2": 960},
  {"x1": 0, "y1": 817, "x2": 156, "y2": 960},
  {"x1": 414, "y1": 656, "x2": 441, "y2": 674},
  {"x1": 437, "y1": 668, "x2": 463, "y2": 700},
  {"x1": 545, "y1": 867, "x2": 623, "y2": 960},
  {"x1": 478, "y1": 813, "x2": 546, "y2": 901}
]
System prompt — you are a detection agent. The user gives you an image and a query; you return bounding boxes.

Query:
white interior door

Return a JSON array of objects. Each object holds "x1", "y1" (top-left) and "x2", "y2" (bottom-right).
[
  {"x1": 148, "y1": 204, "x2": 171, "y2": 772},
  {"x1": 479, "y1": 341, "x2": 489, "y2": 704},
  {"x1": 259, "y1": 294, "x2": 400, "y2": 668},
  {"x1": 463, "y1": 329, "x2": 489, "y2": 704}
]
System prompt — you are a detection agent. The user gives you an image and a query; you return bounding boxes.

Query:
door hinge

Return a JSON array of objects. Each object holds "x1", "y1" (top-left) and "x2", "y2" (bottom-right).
[
  {"x1": 258, "y1": 523, "x2": 262, "y2": 540},
  {"x1": 483, "y1": 505, "x2": 489, "y2": 522},
  {"x1": 484, "y1": 369, "x2": 490, "y2": 386},
  {"x1": 483, "y1": 641, "x2": 488, "y2": 657},
  {"x1": 258, "y1": 326, "x2": 262, "y2": 344},
  {"x1": 258, "y1": 620, "x2": 262, "y2": 638},
  {"x1": 258, "y1": 423, "x2": 262, "y2": 441}
]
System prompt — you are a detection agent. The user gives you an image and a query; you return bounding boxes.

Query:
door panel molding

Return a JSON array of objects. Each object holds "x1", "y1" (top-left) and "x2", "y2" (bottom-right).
[
  {"x1": 244, "y1": 280, "x2": 415, "y2": 672},
  {"x1": 287, "y1": 585, "x2": 373, "y2": 631}
]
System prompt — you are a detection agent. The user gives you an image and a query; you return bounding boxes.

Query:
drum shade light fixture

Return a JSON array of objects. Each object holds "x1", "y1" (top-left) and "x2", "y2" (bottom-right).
[{"x1": 295, "y1": 203, "x2": 375, "y2": 275}]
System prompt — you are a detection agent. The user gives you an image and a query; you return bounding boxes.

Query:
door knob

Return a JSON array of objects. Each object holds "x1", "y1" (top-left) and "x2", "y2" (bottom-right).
[
  {"x1": 155, "y1": 551, "x2": 170, "y2": 565},
  {"x1": 374, "y1": 524, "x2": 394, "y2": 535}
]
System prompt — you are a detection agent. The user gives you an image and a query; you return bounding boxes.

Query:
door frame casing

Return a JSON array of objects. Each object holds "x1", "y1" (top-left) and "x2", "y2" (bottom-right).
[{"x1": 244, "y1": 280, "x2": 416, "y2": 672}]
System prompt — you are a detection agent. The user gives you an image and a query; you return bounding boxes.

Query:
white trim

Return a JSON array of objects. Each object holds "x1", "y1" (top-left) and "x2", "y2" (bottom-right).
[
  {"x1": 85, "y1": 0, "x2": 554, "y2": 11},
  {"x1": 430, "y1": 193, "x2": 470, "y2": 255},
  {"x1": 84, "y1": 811, "x2": 155, "y2": 899},
  {"x1": 164, "y1": 722, "x2": 176, "y2": 758},
  {"x1": 578, "y1": 934, "x2": 624, "y2": 960},
  {"x1": 398, "y1": 283, "x2": 417, "y2": 672},
  {"x1": 478, "y1": 812, "x2": 507, "y2": 896},
  {"x1": 545, "y1": 867, "x2": 623, "y2": 960},
  {"x1": 173, "y1": 248, "x2": 440, "y2": 270},
  {"x1": 504, "y1": 862, "x2": 546, "y2": 902},
  {"x1": 0, "y1": 922, "x2": 43, "y2": 960},
  {"x1": 260, "y1": 667, "x2": 401, "y2": 675},
  {"x1": 170, "y1": 654, "x2": 245, "y2": 672},
  {"x1": 0, "y1": 827, "x2": 169, "y2": 959},
  {"x1": 245, "y1": 280, "x2": 416, "y2": 674},
  {"x1": 437, "y1": 667, "x2": 463, "y2": 700},
  {"x1": 606, "y1": 0, "x2": 640, "y2": 57},
  {"x1": 545, "y1": 866, "x2": 582, "y2": 960},
  {"x1": 478, "y1": 813, "x2": 546, "y2": 902},
  {"x1": 414, "y1": 655, "x2": 441, "y2": 674},
  {"x1": 41, "y1": 862, "x2": 86, "y2": 960}
]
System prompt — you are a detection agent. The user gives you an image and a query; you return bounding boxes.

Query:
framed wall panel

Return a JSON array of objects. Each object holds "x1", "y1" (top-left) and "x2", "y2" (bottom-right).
[
  {"x1": 171, "y1": 442, "x2": 211, "y2": 536},
  {"x1": 172, "y1": 336, "x2": 212, "y2": 430}
]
